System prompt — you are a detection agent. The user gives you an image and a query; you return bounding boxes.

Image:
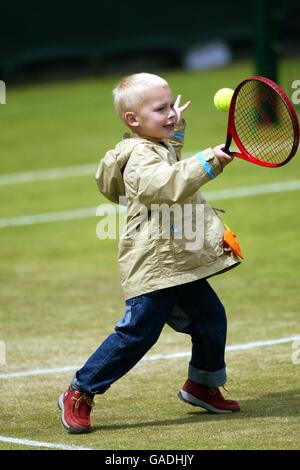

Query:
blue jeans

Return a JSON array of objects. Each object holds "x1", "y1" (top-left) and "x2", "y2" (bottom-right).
[{"x1": 72, "y1": 279, "x2": 227, "y2": 395}]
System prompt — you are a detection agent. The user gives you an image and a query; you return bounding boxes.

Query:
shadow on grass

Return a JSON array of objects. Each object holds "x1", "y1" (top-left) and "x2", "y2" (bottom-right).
[{"x1": 92, "y1": 388, "x2": 300, "y2": 432}]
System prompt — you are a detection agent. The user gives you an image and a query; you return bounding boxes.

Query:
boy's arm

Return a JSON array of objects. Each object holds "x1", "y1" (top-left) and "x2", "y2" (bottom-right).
[
  {"x1": 95, "y1": 149, "x2": 126, "y2": 204},
  {"x1": 133, "y1": 144, "x2": 224, "y2": 207},
  {"x1": 168, "y1": 118, "x2": 186, "y2": 160}
]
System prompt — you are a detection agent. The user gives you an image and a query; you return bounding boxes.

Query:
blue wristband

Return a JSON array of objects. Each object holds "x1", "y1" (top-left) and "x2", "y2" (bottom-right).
[
  {"x1": 173, "y1": 132, "x2": 185, "y2": 139},
  {"x1": 195, "y1": 152, "x2": 216, "y2": 179}
]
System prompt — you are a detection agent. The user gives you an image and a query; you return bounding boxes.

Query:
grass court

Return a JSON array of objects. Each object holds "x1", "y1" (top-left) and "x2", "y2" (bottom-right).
[{"x1": 0, "y1": 60, "x2": 299, "y2": 450}]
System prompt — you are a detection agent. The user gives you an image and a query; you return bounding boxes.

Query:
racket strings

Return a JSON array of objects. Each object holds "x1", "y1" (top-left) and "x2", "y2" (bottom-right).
[
  {"x1": 240, "y1": 104, "x2": 292, "y2": 158},
  {"x1": 234, "y1": 81, "x2": 294, "y2": 164}
]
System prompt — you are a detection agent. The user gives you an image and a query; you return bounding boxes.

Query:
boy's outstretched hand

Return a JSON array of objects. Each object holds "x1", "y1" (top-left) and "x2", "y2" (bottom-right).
[
  {"x1": 213, "y1": 144, "x2": 234, "y2": 168},
  {"x1": 174, "y1": 95, "x2": 191, "y2": 123}
]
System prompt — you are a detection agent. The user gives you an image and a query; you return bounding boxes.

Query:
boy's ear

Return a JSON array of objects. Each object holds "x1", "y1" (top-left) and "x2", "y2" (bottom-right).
[{"x1": 124, "y1": 111, "x2": 139, "y2": 127}]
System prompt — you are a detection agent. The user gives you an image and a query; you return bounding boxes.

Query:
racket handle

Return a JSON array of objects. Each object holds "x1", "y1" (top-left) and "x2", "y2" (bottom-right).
[
  {"x1": 222, "y1": 145, "x2": 232, "y2": 156},
  {"x1": 223, "y1": 135, "x2": 232, "y2": 155}
]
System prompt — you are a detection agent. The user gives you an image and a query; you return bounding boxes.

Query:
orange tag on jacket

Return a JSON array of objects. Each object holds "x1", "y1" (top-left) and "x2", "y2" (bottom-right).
[{"x1": 223, "y1": 224, "x2": 244, "y2": 259}]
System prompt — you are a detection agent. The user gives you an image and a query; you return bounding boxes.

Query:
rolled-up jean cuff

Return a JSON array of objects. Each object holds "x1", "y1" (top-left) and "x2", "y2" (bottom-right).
[
  {"x1": 71, "y1": 374, "x2": 109, "y2": 396},
  {"x1": 71, "y1": 374, "x2": 93, "y2": 394},
  {"x1": 188, "y1": 364, "x2": 227, "y2": 387},
  {"x1": 71, "y1": 374, "x2": 83, "y2": 390}
]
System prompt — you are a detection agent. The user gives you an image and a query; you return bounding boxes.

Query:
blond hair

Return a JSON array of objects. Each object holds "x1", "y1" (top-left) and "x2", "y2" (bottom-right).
[{"x1": 113, "y1": 73, "x2": 169, "y2": 121}]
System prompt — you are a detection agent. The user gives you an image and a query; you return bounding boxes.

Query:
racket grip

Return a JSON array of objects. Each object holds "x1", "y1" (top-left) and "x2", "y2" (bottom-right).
[
  {"x1": 223, "y1": 134, "x2": 232, "y2": 155},
  {"x1": 222, "y1": 146, "x2": 232, "y2": 156}
]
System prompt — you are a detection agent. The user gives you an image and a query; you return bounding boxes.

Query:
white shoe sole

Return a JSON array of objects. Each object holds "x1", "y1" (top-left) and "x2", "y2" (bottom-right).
[
  {"x1": 178, "y1": 390, "x2": 235, "y2": 414},
  {"x1": 58, "y1": 394, "x2": 72, "y2": 431}
]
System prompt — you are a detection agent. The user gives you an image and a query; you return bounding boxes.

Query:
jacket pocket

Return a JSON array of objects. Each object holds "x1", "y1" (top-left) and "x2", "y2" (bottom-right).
[
  {"x1": 173, "y1": 204, "x2": 225, "y2": 270},
  {"x1": 118, "y1": 238, "x2": 156, "y2": 286},
  {"x1": 202, "y1": 204, "x2": 225, "y2": 257}
]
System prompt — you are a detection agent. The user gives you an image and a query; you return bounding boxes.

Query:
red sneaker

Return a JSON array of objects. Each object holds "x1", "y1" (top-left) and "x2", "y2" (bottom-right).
[
  {"x1": 178, "y1": 379, "x2": 240, "y2": 414},
  {"x1": 58, "y1": 387, "x2": 94, "y2": 433}
]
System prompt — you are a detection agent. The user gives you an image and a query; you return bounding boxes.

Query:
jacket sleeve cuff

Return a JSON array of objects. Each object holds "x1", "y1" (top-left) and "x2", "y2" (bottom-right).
[
  {"x1": 195, "y1": 148, "x2": 223, "y2": 179},
  {"x1": 172, "y1": 118, "x2": 186, "y2": 142}
]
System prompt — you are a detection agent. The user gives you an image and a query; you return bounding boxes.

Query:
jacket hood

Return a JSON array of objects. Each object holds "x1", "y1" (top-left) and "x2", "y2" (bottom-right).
[{"x1": 95, "y1": 136, "x2": 142, "y2": 204}]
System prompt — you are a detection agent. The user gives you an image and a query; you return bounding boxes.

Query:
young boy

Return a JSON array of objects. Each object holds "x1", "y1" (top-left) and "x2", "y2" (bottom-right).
[{"x1": 58, "y1": 73, "x2": 242, "y2": 434}]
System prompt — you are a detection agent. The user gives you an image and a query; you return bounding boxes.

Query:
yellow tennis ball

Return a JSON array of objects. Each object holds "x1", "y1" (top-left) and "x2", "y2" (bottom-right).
[{"x1": 213, "y1": 88, "x2": 234, "y2": 112}]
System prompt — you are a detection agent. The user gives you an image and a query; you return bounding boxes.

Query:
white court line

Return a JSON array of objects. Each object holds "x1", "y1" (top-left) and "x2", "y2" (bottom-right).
[
  {"x1": 205, "y1": 179, "x2": 300, "y2": 200},
  {"x1": 0, "y1": 435, "x2": 92, "y2": 450},
  {"x1": 1, "y1": 179, "x2": 300, "y2": 229},
  {"x1": 0, "y1": 207, "x2": 97, "y2": 228},
  {"x1": 0, "y1": 164, "x2": 97, "y2": 186},
  {"x1": 0, "y1": 153, "x2": 190, "y2": 186},
  {"x1": 1, "y1": 334, "x2": 299, "y2": 380}
]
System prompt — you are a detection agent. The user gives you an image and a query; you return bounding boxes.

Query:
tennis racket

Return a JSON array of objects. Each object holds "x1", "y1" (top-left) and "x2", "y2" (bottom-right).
[{"x1": 224, "y1": 76, "x2": 299, "y2": 167}]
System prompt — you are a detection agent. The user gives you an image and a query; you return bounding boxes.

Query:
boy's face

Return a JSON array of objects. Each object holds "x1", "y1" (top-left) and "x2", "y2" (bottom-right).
[{"x1": 125, "y1": 85, "x2": 177, "y2": 141}]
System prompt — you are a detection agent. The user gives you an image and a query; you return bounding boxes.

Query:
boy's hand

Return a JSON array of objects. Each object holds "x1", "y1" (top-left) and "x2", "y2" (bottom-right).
[
  {"x1": 174, "y1": 95, "x2": 191, "y2": 124},
  {"x1": 213, "y1": 144, "x2": 234, "y2": 168}
]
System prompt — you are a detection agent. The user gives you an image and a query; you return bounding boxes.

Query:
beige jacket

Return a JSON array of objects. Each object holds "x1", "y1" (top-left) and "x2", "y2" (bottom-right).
[{"x1": 96, "y1": 121, "x2": 241, "y2": 299}]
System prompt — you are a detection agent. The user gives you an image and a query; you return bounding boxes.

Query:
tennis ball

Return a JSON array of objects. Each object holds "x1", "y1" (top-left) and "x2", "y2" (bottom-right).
[{"x1": 213, "y1": 88, "x2": 234, "y2": 112}]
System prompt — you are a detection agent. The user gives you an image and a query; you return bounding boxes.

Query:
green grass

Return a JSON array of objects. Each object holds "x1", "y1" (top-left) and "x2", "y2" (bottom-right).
[{"x1": 0, "y1": 60, "x2": 300, "y2": 450}]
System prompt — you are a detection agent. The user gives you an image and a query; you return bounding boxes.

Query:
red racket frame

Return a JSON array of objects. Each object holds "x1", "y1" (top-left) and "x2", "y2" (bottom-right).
[{"x1": 224, "y1": 76, "x2": 300, "y2": 167}]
